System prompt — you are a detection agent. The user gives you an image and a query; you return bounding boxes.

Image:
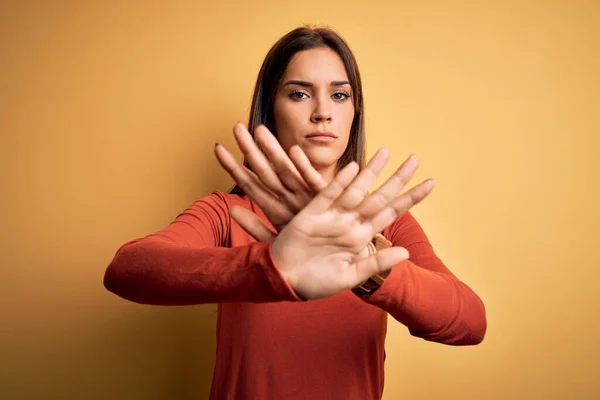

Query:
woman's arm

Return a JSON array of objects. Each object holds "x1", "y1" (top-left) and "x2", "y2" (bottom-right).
[
  {"x1": 357, "y1": 212, "x2": 487, "y2": 346},
  {"x1": 103, "y1": 191, "x2": 302, "y2": 305}
]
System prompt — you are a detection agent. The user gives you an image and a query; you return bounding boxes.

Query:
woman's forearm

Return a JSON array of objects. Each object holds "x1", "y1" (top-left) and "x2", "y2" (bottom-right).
[{"x1": 104, "y1": 238, "x2": 302, "y2": 305}]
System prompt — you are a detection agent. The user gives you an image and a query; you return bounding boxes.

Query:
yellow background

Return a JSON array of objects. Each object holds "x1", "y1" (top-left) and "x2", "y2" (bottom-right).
[{"x1": 1, "y1": 1, "x2": 598, "y2": 399}]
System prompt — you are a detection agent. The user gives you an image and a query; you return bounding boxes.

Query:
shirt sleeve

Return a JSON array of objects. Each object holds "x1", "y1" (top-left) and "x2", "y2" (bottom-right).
[
  {"x1": 356, "y1": 212, "x2": 487, "y2": 345},
  {"x1": 103, "y1": 191, "x2": 303, "y2": 305}
]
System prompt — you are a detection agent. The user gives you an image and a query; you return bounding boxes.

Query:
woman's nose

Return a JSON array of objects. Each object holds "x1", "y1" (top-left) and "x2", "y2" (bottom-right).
[{"x1": 310, "y1": 100, "x2": 332, "y2": 123}]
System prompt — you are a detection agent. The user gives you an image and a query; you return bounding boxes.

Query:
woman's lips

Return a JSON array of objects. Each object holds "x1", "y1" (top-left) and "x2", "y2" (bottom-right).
[
  {"x1": 306, "y1": 135, "x2": 336, "y2": 143},
  {"x1": 306, "y1": 132, "x2": 337, "y2": 143}
]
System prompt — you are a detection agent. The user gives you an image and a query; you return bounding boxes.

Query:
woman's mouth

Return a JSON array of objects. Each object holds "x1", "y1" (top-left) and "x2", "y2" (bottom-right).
[{"x1": 306, "y1": 132, "x2": 337, "y2": 143}]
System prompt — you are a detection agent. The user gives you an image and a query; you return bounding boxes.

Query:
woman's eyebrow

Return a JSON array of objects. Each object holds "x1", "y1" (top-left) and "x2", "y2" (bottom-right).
[
  {"x1": 331, "y1": 80, "x2": 351, "y2": 87},
  {"x1": 283, "y1": 80, "x2": 351, "y2": 87}
]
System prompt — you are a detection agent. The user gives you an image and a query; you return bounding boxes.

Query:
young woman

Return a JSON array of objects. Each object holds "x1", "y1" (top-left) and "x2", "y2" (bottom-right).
[{"x1": 104, "y1": 26, "x2": 487, "y2": 400}]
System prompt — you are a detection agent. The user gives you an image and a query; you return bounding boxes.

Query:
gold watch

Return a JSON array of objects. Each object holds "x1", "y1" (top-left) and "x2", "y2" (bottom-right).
[{"x1": 351, "y1": 234, "x2": 393, "y2": 295}]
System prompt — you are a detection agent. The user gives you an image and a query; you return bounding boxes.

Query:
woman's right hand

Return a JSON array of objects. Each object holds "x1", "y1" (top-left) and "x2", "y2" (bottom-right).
[
  {"x1": 271, "y1": 155, "x2": 434, "y2": 300},
  {"x1": 215, "y1": 123, "x2": 327, "y2": 240}
]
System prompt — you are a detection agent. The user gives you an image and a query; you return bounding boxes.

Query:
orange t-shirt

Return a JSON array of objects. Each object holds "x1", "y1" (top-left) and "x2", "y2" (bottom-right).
[{"x1": 104, "y1": 191, "x2": 486, "y2": 399}]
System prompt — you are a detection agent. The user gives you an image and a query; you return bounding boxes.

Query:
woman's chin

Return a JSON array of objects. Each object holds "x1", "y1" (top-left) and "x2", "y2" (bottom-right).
[{"x1": 304, "y1": 153, "x2": 338, "y2": 171}]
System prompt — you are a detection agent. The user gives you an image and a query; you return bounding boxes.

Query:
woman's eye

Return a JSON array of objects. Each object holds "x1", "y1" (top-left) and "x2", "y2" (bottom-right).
[
  {"x1": 289, "y1": 91, "x2": 309, "y2": 100},
  {"x1": 332, "y1": 92, "x2": 350, "y2": 101}
]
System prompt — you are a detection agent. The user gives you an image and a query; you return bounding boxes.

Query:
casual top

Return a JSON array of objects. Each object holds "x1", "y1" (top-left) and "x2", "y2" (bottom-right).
[{"x1": 104, "y1": 191, "x2": 487, "y2": 400}]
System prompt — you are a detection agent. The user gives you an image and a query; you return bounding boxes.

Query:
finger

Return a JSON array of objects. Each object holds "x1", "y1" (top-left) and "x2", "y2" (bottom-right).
[
  {"x1": 356, "y1": 154, "x2": 420, "y2": 220},
  {"x1": 304, "y1": 161, "x2": 360, "y2": 214},
  {"x1": 245, "y1": 168, "x2": 279, "y2": 199},
  {"x1": 232, "y1": 123, "x2": 290, "y2": 198},
  {"x1": 350, "y1": 247, "x2": 410, "y2": 287},
  {"x1": 333, "y1": 147, "x2": 390, "y2": 211},
  {"x1": 215, "y1": 143, "x2": 294, "y2": 222},
  {"x1": 255, "y1": 125, "x2": 311, "y2": 197},
  {"x1": 368, "y1": 179, "x2": 434, "y2": 235},
  {"x1": 229, "y1": 206, "x2": 277, "y2": 242},
  {"x1": 288, "y1": 145, "x2": 327, "y2": 192}
]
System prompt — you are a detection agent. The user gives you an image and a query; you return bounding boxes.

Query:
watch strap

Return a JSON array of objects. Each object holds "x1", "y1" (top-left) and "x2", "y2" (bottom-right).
[{"x1": 352, "y1": 234, "x2": 393, "y2": 295}]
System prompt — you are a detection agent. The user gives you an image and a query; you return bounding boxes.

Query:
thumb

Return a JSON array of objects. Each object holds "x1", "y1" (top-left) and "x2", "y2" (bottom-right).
[
  {"x1": 351, "y1": 246, "x2": 409, "y2": 286},
  {"x1": 229, "y1": 206, "x2": 277, "y2": 242}
]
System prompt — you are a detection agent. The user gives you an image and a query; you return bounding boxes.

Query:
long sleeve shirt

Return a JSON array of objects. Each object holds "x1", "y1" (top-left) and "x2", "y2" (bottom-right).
[{"x1": 104, "y1": 191, "x2": 487, "y2": 400}]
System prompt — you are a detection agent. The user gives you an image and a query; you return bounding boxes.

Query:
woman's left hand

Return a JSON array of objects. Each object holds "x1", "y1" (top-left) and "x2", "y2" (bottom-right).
[{"x1": 215, "y1": 123, "x2": 327, "y2": 241}]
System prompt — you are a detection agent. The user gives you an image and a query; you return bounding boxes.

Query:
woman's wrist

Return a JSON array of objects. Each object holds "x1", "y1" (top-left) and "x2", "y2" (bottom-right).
[
  {"x1": 352, "y1": 240, "x2": 378, "y2": 288},
  {"x1": 352, "y1": 235, "x2": 393, "y2": 294}
]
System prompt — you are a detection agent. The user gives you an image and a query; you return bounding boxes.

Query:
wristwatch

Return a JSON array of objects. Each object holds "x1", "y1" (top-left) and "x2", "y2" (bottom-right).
[{"x1": 351, "y1": 234, "x2": 393, "y2": 295}]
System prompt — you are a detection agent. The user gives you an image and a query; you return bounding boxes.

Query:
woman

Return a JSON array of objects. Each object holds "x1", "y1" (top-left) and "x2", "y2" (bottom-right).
[{"x1": 104, "y1": 26, "x2": 487, "y2": 400}]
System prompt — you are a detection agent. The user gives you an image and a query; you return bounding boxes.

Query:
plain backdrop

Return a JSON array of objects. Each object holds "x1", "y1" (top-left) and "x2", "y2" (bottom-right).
[{"x1": 1, "y1": 1, "x2": 598, "y2": 399}]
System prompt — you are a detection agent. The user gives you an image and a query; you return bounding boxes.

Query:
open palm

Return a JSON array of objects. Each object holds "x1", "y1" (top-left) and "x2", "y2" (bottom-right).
[{"x1": 272, "y1": 155, "x2": 433, "y2": 300}]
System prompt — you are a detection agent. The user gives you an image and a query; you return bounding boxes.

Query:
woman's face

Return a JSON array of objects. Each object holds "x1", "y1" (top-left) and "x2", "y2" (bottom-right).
[{"x1": 273, "y1": 47, "x2": 355, "y2": 173}]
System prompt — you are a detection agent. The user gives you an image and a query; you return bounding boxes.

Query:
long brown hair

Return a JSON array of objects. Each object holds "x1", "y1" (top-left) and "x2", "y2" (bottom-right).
[{"x1": 229, "y1": 26, "x2": 366, "y2": 195}]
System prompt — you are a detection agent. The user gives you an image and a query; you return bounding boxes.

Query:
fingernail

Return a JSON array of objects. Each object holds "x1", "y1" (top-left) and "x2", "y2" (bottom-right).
[{"x1": 215, "y1": 143, "x2": 219, "y2": 148}]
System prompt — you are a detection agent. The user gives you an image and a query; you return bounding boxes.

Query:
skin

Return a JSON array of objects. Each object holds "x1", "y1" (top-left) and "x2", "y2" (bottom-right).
[{"x1": 273, "y1": 47, "x2": 355, "y2": 184}]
